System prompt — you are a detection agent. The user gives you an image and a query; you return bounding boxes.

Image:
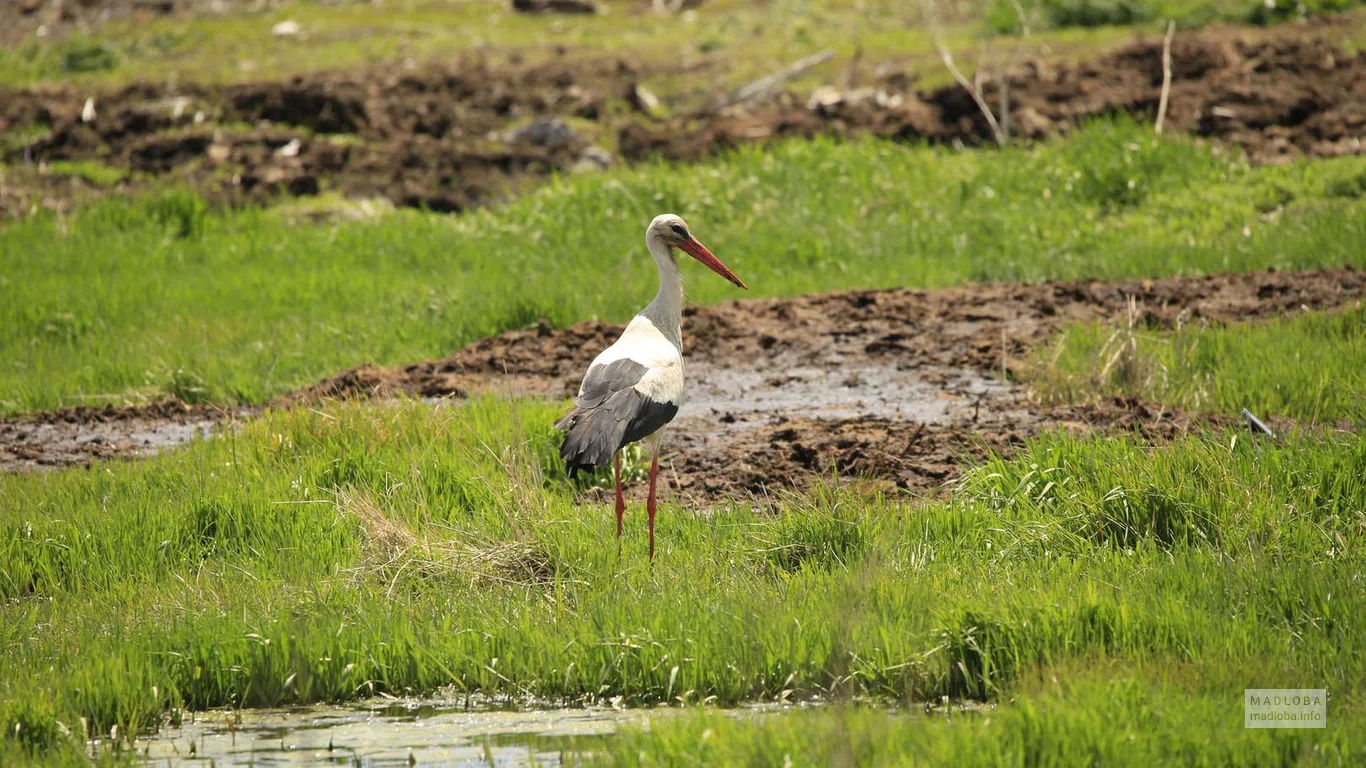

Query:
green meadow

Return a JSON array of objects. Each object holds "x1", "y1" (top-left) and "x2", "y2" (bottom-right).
[
  {"x1": 2, "y1": 94, "x2": 1365, "y2": 764},
  {"x1": 5, "y1": 120, "x2": 1366, "y2": 414},
  {"x1": 2, "y1": 397, "x2": 1363, "y2": 764},
  {"x1": 3, "y1": 0, "x2": 1366, "y2": 758}
]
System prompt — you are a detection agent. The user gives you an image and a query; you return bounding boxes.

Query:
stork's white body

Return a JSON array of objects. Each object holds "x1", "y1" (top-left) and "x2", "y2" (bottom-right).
[
  {"x1": 583, "y1": 318, "x2": 684, "y2": 415},
  {"x1": 555, "y1": 214, "x2": 746, "y2": 560},
  {"x1": 578, "y1": 230, "x2": 687, "y2": 419}
]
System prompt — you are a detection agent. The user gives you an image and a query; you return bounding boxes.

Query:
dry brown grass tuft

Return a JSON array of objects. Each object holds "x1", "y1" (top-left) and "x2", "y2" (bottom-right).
[
  {"x1": 1093, "y1": 297, "x2": 1171, "y2": 395},
  {"x1": 1025, "y1": 296, "x2": 1181, "y2": 406},
  {"x1": 339, "y1": 487, "x2": 419, "y2": 564},
  {"x1": 422, "y1": 537, "x2": 558, "y2": 588},
  {"x1": 336, "y1": 486, "x2": 558, "y2": 593}
]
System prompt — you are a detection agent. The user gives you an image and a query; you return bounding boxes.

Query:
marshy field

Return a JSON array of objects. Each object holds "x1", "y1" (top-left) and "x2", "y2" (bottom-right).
[{"x1": 2, "y1": 0, "x2": 1366, "y2": 764}]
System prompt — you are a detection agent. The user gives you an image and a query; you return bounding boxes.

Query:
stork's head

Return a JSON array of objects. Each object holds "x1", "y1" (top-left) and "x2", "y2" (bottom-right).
[{"x1": 648, "y1": 214, "x2": 747, "y2": 290}]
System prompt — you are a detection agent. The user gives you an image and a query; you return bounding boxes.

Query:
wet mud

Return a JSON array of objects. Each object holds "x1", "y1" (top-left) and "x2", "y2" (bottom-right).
[
  {"x1": 0, "y1": 401, "x2": 236, "y2": 470},
  {"x1": 5, "y1": 266, "x2": 1360, "y2": 497},
  {"x1": 4, "y1": 22, "x2": 1366, "y2": 219}
]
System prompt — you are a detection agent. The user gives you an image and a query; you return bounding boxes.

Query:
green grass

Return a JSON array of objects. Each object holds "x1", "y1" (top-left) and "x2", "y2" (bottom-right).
[
  {"x1": 603, "y1": 678, "x2": 1363, "y2": 766},
  {"x1": 0, "y1": 395, "x2": 1362, "y2": 762},
  {"x1": 991, "y1": 0, "x2": 1366, "y2": 31},
  {"x1": 4, "y1": 120, "x2": 1366, "y2": 414},
  {"x1": 0, "y1": 123, "x2": 52, "y2": 155},
  {"x1": 4, "y1": 119, "x2": 1364, "y2": 763},
  {"x1": 39, "y1": 160, "x2": 128, "y2": 188},
  {"x1": 1031, "y1": 303, "x2": 1366, "y2": 425}
]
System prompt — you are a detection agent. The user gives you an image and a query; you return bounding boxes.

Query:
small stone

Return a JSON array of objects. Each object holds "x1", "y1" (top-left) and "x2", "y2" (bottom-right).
[
  {"x1": 629, "y1": 84, "x2": 663, "y2": 117},
  {"x1": 571, "y1": 146, "x2": 615, "y2": 173},
  {"x1": 874, "y1": 90, "x2": 904, "y2": 108},
  {"x1": 505, "y1": 117, "x2": 578, "y2": 149},
  {"x1": 275, "y1": 138, "x2": 302, "y2": 157},
  {"x1": 1013, "y1": 107, "x2": 1055, "y2": 138},
  {"x1": 806, "y1": 86, "x2": 843, "y2": 111}
]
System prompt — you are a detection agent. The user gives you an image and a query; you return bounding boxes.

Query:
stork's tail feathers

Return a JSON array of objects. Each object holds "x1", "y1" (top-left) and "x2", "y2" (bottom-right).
[
  {"x1": 556, "y1": 389, "x2": 679, "y2": 478},
  {"x1": 555, "y1": 408, "x2": 619, "y2": 478}
]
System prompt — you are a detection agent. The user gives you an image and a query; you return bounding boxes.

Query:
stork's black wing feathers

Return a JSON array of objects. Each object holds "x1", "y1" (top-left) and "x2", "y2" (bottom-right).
[
  {"x1": 571, "y1": 359, "x2": 644, "y2": 410},
  {"x1": 555, "y1": 359, "x2": 678, "y2": 477}
]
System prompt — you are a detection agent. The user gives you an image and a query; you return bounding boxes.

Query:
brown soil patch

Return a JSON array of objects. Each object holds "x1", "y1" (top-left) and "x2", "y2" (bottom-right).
[
  {"x1": 1, "y1": 55, "x2": 641, "y2": 218},
  {"x1": 5, "y1": 266, "x2": 1360, "y2": 498},
  {"x1": 4, "y1": 22, "x2": 1366, "y2": 219},
  {"x1": 628, "y1": 20, "x2": 1366, "y2": 164}
]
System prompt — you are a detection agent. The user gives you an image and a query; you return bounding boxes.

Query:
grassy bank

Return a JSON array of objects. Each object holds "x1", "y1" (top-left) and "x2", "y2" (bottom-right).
[
  {"x1": 1, "y1": 392, "x2": 1362, "y2": 762},
  {"x1": 1031, "y1": 303, "x2": 1366, "y2": 425},
  {"x1": 993, "y1": 0, "x2": 1366, "y2": 32},
  {"x1": 4, "y1": 120, "x2": 1366, "y2": 414},
  {"x1": 618, "y1": 680, "x2": 1361, "y2": 765},
  {"x1": 604, "y1": 678, "x2": 1363, "y2": 766}
]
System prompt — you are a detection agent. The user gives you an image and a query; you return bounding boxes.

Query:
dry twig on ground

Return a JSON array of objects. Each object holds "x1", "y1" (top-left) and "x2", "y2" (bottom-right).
[
  {"x1": 932, "y1": 31, "x2": 1005, "y2": 144},
  {"x1": 708, "y1": 49, "x2": 836, "y2": 113},
  {"x1": 923, "y1": 0, "x2": 1032, "y2": 146},
  {"x1": 1155, "y1": 20, "x2": 1177, "y2": 135}
]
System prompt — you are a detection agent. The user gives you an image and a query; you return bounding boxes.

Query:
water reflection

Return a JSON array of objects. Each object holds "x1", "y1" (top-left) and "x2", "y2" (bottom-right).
[{"x1": 138, "y1": 702, "x2": 655, "y2": 767}]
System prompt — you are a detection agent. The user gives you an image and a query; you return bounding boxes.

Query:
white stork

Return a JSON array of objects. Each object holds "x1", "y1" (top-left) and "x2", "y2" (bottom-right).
[{"x1": 556, "y1": 214, "x2": 747, "y2": 560}]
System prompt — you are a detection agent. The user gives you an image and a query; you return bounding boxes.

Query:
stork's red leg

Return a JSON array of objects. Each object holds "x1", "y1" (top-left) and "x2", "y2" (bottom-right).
[
  {"x1": 647, "y1": 450, "x2": 659, "y2": 561},
  {"x1": 614, "y1": 451, "x2": 625, "y2": 539}
]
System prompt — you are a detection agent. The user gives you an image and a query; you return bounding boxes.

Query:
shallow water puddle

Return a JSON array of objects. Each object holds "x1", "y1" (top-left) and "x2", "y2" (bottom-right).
[
  {"x1": 681, "y1": 361, "x2": 1025, "y2": 426},
  {"x1": 137, "y1": 703, "x2": 657, "y2": 766}
]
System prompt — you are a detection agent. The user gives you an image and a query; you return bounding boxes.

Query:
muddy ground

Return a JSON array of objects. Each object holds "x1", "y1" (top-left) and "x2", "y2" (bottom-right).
[
  {"x1": 5, "y1": 266, "x2": 1361, "y2": 500},
  {"x1": 0, "y1": 400, "x2": 237, "y2": 468},
  {"x1": 4, "y1": 20, "x2": 1366, "y2": 219}
]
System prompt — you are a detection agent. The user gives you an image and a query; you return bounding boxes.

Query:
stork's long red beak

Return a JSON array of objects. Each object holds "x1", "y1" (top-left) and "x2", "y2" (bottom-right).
[{"x1": 679, "y1": 236, "x2": 747, "y2": 290}]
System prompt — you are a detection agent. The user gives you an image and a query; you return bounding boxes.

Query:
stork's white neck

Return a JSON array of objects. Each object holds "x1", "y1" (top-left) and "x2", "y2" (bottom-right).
[{"x1": 639, "y1": 231, "x2": 684, "y2": 349}]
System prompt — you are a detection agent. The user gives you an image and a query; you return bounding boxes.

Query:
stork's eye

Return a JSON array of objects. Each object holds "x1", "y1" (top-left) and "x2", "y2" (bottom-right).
[{"x1": 669, "y1": 223, "x2": 688, "y2": 238}]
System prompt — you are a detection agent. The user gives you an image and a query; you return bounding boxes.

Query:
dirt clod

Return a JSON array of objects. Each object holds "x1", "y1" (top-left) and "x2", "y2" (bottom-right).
[{"x1": 512, "y1": 0, "x2": 597, "y2": 13}]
